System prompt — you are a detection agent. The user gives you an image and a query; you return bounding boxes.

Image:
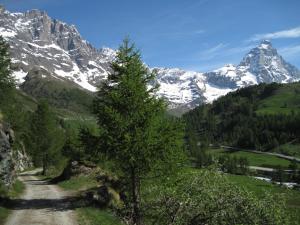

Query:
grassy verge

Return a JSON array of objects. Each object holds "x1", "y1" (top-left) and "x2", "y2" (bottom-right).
[
  {"x1": 58, "y1": 176, "x2": 98, "y2": 191},
  {"x1": 0, "y1": 180, "x2": 25, "y2": 224},
  {"x1": 58, "y1": 175, "x2": 123, "y2": 224},
  {"x1": 7, "y1": 180, "x2": 25, "y2": 199},
  {"x1": 275, "y1": 143, "x2": 300, "y2": 158},
  {"x1": 0, "y1": 206, "x2": 9, "y2": 225},
  {"x1": 77, "y1": 207, "x2": 123, "y2": 225},
  {"x1": 208, "y1": 148, "x2": 296, "y2": 168}
]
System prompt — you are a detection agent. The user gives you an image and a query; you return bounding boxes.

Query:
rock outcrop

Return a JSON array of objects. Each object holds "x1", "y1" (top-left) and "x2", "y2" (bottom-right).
[
  {"x1": 0, "y1": 122, "x2": 32, "y2": 187},
  {"x1": 0, "y1": 123, "x2": 15, "y2": 186}
]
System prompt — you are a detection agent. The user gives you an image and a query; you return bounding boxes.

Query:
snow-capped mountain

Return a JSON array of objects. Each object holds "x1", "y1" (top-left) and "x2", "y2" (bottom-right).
[
  {"x1": 0, "y1": 6, "x2": 115, "y2": 91},
  {"x1": 0, "y1": 7, "x2": 300, "y2": 110},
  {"x1": 205, "y1": 40, "x2": 300, "y2": 90}
]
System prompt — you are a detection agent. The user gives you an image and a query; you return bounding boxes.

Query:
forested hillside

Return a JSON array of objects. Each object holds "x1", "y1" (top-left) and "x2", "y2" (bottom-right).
[{"x1": 184, "y1": 82, "x2": 300, "y2": 153}]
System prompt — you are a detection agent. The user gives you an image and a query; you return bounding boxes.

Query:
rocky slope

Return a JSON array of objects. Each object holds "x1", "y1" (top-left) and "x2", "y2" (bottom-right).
[
  {"x1": 0, "y1": 6, "x2": 114, "y2": 91},
  {"x1": 0, "y1": 7, "x2": 300, "y2": 110},
  {"x1": 0, "y1": 123, "x2": 14, "y2": 187},
  {"x1": 0, "y1": 122, "x2": 32, "y2": 187}
]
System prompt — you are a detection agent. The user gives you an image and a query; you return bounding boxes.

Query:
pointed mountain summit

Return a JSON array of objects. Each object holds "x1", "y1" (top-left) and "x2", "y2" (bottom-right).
[
  {"x1": 239, "y1": 40, "x2": 300, "y2": 83},
  {"x1": 205, "y1": 40, "x2": 300, "y2": 92},
  {"x1": 0, "y1": 8, "x2": 299, "y2": 110}
]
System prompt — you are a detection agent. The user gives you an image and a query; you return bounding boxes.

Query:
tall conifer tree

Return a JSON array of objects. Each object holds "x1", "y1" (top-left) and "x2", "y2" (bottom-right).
[{"x1": 93, "y1": 39, "x2": 184, "y2": 225}]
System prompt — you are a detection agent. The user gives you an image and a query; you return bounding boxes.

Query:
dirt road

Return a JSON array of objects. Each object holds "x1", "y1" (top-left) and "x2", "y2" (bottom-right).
[{"x1": 5, "y1": 170, "x2": 78, "y2": 225}]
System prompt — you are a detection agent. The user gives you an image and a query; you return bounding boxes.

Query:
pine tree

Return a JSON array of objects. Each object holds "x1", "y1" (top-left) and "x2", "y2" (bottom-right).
[
  {"x1": 30, "y1": 100, "x2": 61, "y2": 175},
  {"x1": 93, "y1": 39, "x2": 185, "y2": 225},
  {"x1": 0, "y1": 36, "x2": 15, "y2": 112}
]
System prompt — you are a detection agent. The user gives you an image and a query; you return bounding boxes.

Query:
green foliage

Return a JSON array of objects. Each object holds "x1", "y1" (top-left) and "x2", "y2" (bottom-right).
[
  {"x1": 77, "y1": 208, "x2": 123, "y2": 225},
  {"x1": 58, "y1": 176, "x2": 98, "y2": 191},
  {"x1": 144, "y1": 169, "x2": 289, "y2": 225},
  {"x1": 276, "y1": 142, "x2": 300, "y2": 158},
  {"x1": 92, "y1": 39, "x2": 185, "y2": 224},
  {"x1": 227, "y1": 174, "x2": 300, "y2": 224},
  {"x1": 272, "y1": 165, "x2": 285, "y2": 183},
  {"x1": 193, "y1": 148, "x2": 214, "y2": 168},
  {"x1": 257, "y1": 82, "x2": 300, "y2": 115},
  {"x1": 218, "y1": 154, "x2": 250, "y2": 175},
  {"x1": 7, "y1": 180, "x2": 25, "y2": 199},
  {"x1": 184, "y1": 82, "x2": 300, "y2": 154},
  {"x1": 0, "y1": 181, "x2": 7, "y2": 199},
  {"x1": 21, "y1": 70, "x2": 94, "y2": 115},
  {"x1": 0, "y1": 206, "x2": 9, "y2": 225},
  {"x1": 209, "y1": 149, "x2": 297, "y2": 168},
  {"x1": 28, "y1": 100, "x2": 65, "y2": 174},
  {"x1": 0, "y1": 180, "x2": 25, "y2": 224},
  {"x1": 0, "y1": 36, "x2": 15, "y2": 112}
]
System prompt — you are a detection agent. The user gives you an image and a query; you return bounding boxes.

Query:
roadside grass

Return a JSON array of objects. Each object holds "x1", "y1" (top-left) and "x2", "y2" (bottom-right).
[
  {"x1": 0, "y1": 207, "x2": 9, "y2": 225},
  {"x1": 275, "y1": 143, "x2": 300, "y2": 158},
  {"x1": 227, "y1": 174, "x2": 300, "y2": 224},
  {"x1": 256, "y1": 82, "x2": 300, "y2": 115},
  {"x1": 208, "y1": 148, "x2": 296, "y2": 168},
  {"x1": 0, "y1": 179, "x2": 25, "y2": 224},
  {"x1": 7, "y1": 180, "x2": 25, "y2": 199},
  {"x1": 58, "y1": 176, "x2": 98, "y2": 191},
  {"x1": 77, "y1": 207, "x2": 123, "y2": 225},
  {"x1": 58, "y1": 175, "x2": 124, "y2": 224}
]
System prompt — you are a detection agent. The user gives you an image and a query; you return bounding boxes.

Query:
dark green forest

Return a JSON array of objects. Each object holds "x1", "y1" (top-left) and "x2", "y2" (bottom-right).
[{"x1": 184, "y1": 82, "x2": 300, "y2": 155}]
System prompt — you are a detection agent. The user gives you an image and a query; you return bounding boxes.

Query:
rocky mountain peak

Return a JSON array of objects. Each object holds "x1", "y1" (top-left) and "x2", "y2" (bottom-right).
[
  {"x1": 259, "y1": 39, "x2": 272, "y2": 48},
  {"x1": 238, "y1": 40, "x2": 300, "y2": 83},
  {"x1": 0, "y1": 8, "x2": 300, "y2": 111}
]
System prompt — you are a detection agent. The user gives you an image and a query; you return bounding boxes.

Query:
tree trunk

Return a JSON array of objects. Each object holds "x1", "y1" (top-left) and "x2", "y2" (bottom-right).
[
  {"x1": 42, "y1": 154, "x2": 47, "y2": 175},
  {"x1": 131, "y1": 167, "x2": 142, "y2": 225}
]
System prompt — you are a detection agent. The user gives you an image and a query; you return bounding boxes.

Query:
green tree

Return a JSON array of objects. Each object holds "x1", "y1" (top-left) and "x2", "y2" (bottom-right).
[
  {"x1": 30, "y1": 101, "x2": 63, "y2": 175},
  {"x1": 0, "y1": 36, "x2": 15, "y2": 113},
  {"x1": 273, "y1": 165, "x2": 285, "y2": 184},
  {"x1": 239, "y1": 157, "x2": 249, "y2": 175},
  {"x1": 93, "y1": 39, "x2": 185, "y2": 225}
]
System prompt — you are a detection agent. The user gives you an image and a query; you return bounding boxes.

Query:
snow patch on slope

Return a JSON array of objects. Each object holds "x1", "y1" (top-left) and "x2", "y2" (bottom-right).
[
  {"x1": 13, "y1": 70, "x2": 27, "y2": 84},
  {"x1": 203, "y1": 83, "x2": 233, "y2": 102}
]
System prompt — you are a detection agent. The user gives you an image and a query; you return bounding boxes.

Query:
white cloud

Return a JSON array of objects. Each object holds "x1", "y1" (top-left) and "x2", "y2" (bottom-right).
[{"x1": 249, "y1": 26, "x2": 300, "y2": 41}]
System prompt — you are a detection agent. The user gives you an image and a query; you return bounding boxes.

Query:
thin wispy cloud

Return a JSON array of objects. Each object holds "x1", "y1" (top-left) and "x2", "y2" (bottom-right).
[
  {"x1": 248, "y1": 26, "x2": 300, "y2": 42},
  {"x1": 160, "y1": 29, "x2": 205, "y2": 38},
  {"x1": 279, "y1": 44, "x2": 300, "y2": 58},
  {"x1": 198, "y1": 43, "x2": 228, "y2": 60}
]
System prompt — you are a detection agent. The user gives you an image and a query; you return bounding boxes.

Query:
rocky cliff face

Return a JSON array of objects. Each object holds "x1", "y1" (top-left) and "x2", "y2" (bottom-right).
[
  {"x1": 0, "y1": 122, "x2": 32, "y2": 187},
  {"x1": 1, "y1": 7, "x2": 300, "y2": 110},
  {"x1": 0, "y1": 7, "x2": 114, "y2": 91},
  {"x1": 0, "y1": 123, "x2": 15, "y2": 186}
]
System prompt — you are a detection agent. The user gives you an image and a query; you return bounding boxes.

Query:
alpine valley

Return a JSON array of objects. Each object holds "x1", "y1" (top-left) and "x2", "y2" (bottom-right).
[{"x1": 1, "y1": 6, "x2": 300, "y2": 113}]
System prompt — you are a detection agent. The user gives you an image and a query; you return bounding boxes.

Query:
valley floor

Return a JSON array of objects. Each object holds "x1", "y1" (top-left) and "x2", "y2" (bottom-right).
[{"x1": 4, "y1": 169, "x2": 78, "y2": 225}]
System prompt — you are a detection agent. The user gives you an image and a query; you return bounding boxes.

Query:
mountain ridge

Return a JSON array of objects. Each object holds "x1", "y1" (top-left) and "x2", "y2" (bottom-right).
[{"x1": 0, "y1": 7, "x2": 300, "y2": 110}]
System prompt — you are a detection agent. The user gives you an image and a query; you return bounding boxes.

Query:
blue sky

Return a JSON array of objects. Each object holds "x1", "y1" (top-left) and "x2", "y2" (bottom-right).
[{"x1": 1, "y1": 0, "x2": 300, "y2": 71}]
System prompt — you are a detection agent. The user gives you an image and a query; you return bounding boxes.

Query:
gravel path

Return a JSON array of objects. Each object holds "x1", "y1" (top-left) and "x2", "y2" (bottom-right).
[{"x1": 5, "y1": 169, "x2": 78, "y2": 225}]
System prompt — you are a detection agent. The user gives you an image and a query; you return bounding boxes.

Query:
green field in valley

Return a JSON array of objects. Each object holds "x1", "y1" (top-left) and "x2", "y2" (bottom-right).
[{"x1": 208, "y1": 148, "x2": 297, "y2": 168}]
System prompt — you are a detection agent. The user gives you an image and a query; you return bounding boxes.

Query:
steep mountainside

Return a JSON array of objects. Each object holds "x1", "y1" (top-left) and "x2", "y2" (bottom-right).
[
  {"x1": 1, "y1": 6, "x2": 300, "y2": 110},
  {"x1": 0, "y1": 6, "x2": 114, "y2": 91}
]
